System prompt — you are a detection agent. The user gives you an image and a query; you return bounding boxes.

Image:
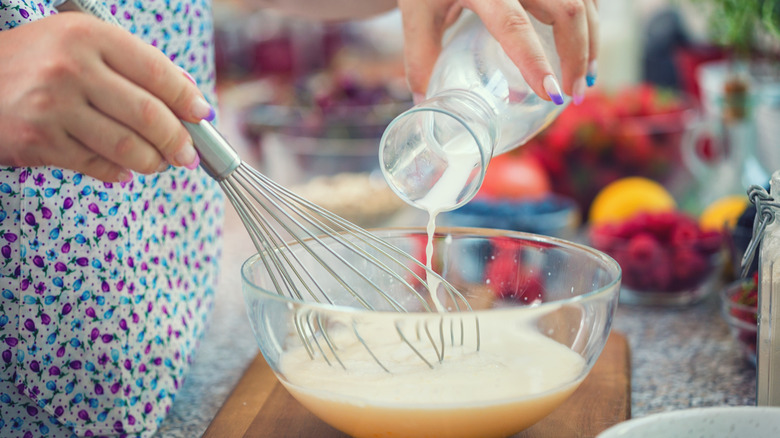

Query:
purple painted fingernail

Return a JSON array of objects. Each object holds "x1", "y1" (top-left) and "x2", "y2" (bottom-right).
[
  {"x1": 543, "y1": 75, "x2": 564, "y2": 105},
  {"x1": 192, "y1": 97, "x2": 215, "y2": 121}
]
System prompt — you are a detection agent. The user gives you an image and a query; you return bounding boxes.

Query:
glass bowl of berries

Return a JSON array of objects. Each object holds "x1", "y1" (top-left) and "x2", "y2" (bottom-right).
[
  {"x1": 589, "y1": 211, "x2": 724, "y2": 306},
  {"x1": 721, "y1": 274, "x2": 758, "y2": 365}
]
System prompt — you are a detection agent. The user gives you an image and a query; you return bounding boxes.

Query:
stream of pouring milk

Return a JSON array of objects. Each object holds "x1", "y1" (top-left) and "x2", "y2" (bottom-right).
[{"x1": 415, "y1": 136, "x2": 482, "y2": 311}]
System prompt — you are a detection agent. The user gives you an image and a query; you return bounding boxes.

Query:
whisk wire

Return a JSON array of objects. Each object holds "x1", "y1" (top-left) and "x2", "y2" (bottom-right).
[
  {"x1": 314, "y1": 313, "x2": 346, "y2": 370},
  {"x1": 293, "y1": 311, "x2": 317, "y2": 361},
  {"x1": 395, "y1": 322, "x2": 436, "y2": 369},
  {"x1": 226, "y1": 180, "x2": 332, "y2": 307},
  {"x1": 299, "y1": 310, "x2": 346, "y2": 370},
  {"x1": 236, "y1": 168, "x2": 398, "y2": 310},
  {"x1": 227, "y1": 180, "x2": 339, "y2": 305},
  {"x1": 352, "y1": 321, "x2": 391, "y2": 373},
  {"x1": 234, "y1": 170, "x2": 375, "y2": 307}
]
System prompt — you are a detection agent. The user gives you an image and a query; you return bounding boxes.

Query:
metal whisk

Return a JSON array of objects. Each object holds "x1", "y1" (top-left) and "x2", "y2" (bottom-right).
[{"x1": 188, "y1": 121, "x2": 481, "y2": 371}]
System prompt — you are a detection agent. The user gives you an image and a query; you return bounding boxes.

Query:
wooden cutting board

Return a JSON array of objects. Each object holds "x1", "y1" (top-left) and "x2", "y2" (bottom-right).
[{"x1": 204, "y1": 331, "x2": 630, "y2": 438}]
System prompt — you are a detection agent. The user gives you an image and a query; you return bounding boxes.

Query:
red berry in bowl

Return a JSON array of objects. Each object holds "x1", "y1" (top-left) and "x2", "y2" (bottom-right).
[
  {"x1": 729, "y1": 273, "x2": 758, "y2": 324},
  {"x1": 626, "y1": 232, "x2": 663, "y2": 266},
  {"x1": 670, "y1": 221, "x2": 701, "y2": 246},
  {"x1": 589, "y1": 210, "x2": 724, "y2": 297}
]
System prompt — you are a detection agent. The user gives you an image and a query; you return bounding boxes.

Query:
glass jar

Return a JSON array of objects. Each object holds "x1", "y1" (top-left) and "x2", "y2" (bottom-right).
[
  {"x1": 743, "y1": 171, "x2": 780, "y2": 406},
  {"x1": 379, "y1": 10, "x2": 567, "y2": 212}
]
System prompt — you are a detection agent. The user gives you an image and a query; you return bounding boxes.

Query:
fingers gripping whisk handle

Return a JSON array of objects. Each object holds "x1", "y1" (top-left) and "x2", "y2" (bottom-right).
[
  {"x1": 64, "y1": 0, "x2": 242, "y2": 182},
  {"x1": 183, "y1": 121, "x2": 241, "y2": 181}
]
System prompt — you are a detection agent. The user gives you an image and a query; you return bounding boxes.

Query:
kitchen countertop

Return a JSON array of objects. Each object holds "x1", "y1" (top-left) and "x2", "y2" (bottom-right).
[{"x1": 152, "y1": 204, "x2": 758, "y2": 438}]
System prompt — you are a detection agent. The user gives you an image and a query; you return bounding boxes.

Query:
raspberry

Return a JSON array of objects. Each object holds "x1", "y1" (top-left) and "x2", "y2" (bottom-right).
[
  {"x1": 648, "y1": 261, "x2": 673, "y2": 291},
  {"x1": 626, "y1": 233, "x2": 663, "y2": 266},
  {"x1": 670, "y1": 221, "x2": 700, "y2": 246},
  {"x1": 697, "y1": 229, "x2": 724, "y2": 254},
  {"x1": 615, "y1": 220, "x2": 643, "y2": 239},
  {"x1": 671, "y1": 249, "x2": 708, "y2": 287},
  {"x1": 644, "y1": 211, "x2": 689, "y2": 242},
  {"x1": 591, "y1": 208, "x2": 724, "y2": 293},
  {"x1": 589, "y1": 224, "x2": 620, "y2": 252},
  {"x1": 624, "y1": 264, "x2": 654, "y2": 290}
]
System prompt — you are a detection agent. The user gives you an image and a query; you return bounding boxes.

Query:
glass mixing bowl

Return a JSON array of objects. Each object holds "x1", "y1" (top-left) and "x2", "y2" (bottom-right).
[{"x1": 241, "y1": 227, "x2": 621, "y2": 438}]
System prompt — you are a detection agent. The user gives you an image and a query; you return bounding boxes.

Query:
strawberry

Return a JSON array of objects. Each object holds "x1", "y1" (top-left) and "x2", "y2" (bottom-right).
[
  {"x1": 507, "y1": 271, "x2": 545, "y2": 305},
  {"x1": 484, "y1": 241, "x2": 519, "y2": 299},
  {"x1": 730, "y1": 273, "x2": 758, "y2": 324},
  {"x1": 484, "y1": 238, "x2": 545, "y2": 304},
  {"x1": 727, "y1": 274, "x2": 759, "y2": 360},
  {"x1": 405, "y1": 234, "x2": 431, "y2": 291},
  {"x1": 615, "y1": 129, "x2": 654, "y2": 166}
]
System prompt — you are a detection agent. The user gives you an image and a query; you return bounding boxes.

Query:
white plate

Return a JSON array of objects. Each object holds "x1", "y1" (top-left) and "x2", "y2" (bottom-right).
[{"x1": 597, "y1": 406, "x2": 780, "y2": 438}]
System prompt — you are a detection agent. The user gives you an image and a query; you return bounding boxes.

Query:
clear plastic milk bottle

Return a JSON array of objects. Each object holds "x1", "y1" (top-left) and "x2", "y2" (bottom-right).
[{"x1": 379, "y1": 10, "x2": 568, "y2": 214}]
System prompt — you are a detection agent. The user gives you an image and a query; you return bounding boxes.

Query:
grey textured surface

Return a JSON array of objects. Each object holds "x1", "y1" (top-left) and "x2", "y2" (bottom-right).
[{"x1": 614, "y1": 293, "x2": 756, "y2": 417}]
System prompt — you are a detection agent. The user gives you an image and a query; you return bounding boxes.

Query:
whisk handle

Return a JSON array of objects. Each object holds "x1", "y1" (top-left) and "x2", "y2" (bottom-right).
[{"x1": 184, "y1": 120, "x2": 242, "y2": 181}]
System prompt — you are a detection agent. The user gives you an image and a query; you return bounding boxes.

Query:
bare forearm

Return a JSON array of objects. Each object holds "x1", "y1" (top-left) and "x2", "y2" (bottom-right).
[{"x1": 249, "y1": 0, "x2": 397, "y2": 21}]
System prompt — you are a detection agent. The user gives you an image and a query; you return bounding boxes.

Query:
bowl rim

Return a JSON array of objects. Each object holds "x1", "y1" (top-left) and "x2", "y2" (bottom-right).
[
  {"x1": 596, "y1": 406, "x2": 780, "y2": 437},
  {"x1": 240, "y1": 226, "x2": 622, "y2": 315}
]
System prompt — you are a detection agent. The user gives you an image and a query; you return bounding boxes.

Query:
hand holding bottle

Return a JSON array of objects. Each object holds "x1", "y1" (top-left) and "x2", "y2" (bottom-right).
[{"x1": 397, "y1": 0, "x2": 598, "y2": 105}]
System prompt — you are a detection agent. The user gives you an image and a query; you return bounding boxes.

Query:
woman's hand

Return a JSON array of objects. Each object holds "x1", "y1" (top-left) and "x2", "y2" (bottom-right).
[
  {"x1": 398, "y1": 0, "x2": 599, "y2": 105},
  {"x1": 0, "y1": 12, "x2": 214, "y2": 182}
]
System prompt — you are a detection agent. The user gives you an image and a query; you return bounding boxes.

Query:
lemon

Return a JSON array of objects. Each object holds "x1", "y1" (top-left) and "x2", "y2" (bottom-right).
[
  {"x1": 589, "y1": 177, "x2": 677, "y2": 225},
  {"x1": 699, "y1": 195, "x2": 749, "y2": 231}
]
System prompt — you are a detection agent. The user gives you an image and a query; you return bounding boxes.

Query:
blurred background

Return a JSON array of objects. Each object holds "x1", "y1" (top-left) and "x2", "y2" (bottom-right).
[{"x1": 210, "y1": 0, "x2": 779, "y2": 313}]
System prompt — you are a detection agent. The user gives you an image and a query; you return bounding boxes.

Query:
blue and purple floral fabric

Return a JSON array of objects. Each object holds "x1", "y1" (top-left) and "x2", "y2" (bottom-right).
[{"x1": 0, "y1": 1, "x2": 223, "y2": 436}]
